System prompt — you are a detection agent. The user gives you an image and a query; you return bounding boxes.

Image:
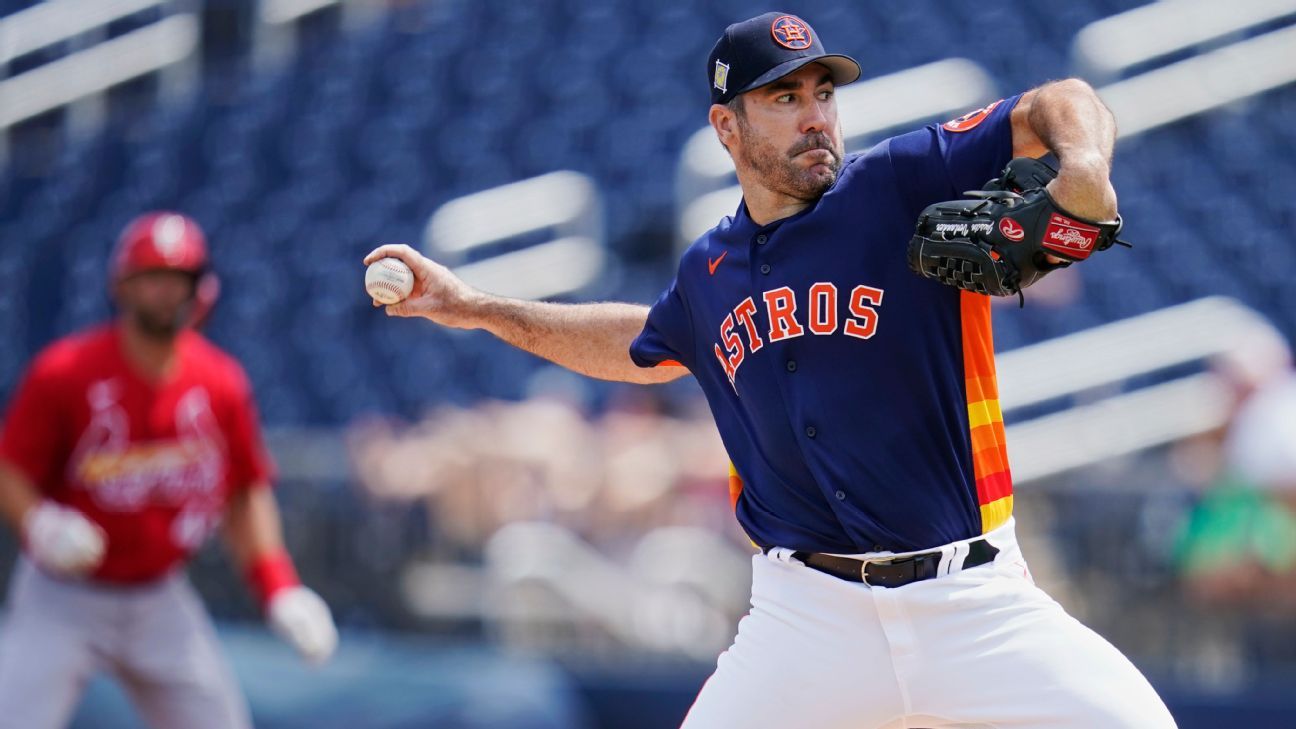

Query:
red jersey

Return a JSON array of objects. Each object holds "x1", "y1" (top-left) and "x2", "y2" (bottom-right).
[{"x1": 0, "y1": 324, "x2": 275, "y2": 583}]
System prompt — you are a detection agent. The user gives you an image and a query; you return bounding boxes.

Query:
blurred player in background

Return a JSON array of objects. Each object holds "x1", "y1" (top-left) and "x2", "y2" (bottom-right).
[{"x1": 0, "y1": 213, "x2": 337, "y2": 729}]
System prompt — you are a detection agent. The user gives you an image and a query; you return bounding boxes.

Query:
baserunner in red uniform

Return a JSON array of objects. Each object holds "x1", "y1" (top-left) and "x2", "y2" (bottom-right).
[{"x1": 0, "y1": 213, "x2": 337, "y2": 729}]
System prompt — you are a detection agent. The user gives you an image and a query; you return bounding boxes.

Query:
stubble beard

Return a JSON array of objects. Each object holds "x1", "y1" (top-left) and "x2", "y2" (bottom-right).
[
  {"x1": 736, "y1": 116, "x2": 844, "y2": 202},
  {"x1": 130, "y1": 304, "x2": 187, "y2": 341}
]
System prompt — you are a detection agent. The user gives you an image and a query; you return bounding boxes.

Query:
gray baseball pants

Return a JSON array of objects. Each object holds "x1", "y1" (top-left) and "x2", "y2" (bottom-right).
[{"x1": 0, "y1": 559, "x2": 251, "y2": 729}]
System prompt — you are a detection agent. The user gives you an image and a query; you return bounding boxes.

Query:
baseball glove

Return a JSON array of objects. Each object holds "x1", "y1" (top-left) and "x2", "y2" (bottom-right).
[{"x1": 906, "y1": 157, "x2": 1128, "y2": 305}]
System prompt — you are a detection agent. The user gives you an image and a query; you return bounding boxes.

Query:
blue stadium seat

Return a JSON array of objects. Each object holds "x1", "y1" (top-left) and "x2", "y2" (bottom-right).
[{"x1": 1, "y1": 0, "x2": 1293, "y2": 423}]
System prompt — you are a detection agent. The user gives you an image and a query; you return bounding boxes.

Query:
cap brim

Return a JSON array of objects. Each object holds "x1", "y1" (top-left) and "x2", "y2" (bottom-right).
[{"x1": 738, "y1": 54, "x2": 862, "y2": 96}]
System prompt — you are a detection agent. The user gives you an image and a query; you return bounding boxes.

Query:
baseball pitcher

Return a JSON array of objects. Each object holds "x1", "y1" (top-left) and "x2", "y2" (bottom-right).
[{"x1": 366, "y1": 12, "x2": 1174, "y2": 729}]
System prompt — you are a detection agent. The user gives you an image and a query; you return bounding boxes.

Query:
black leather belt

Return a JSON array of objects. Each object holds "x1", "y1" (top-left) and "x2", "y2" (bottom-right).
[{"x1": 774, "y1": 538, "x2": 999, "y2": 588}]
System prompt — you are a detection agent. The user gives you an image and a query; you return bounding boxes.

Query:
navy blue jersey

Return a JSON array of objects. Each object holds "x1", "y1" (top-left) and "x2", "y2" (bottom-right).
[{"x1": 631, "y1": 96, "x2": 1021, "y2": 553}]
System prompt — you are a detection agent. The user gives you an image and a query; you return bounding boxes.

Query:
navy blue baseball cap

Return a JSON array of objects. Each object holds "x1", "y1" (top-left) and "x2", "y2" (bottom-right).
[{"x1": 707, "y1": 12, "x2": 861, "y2": 106}]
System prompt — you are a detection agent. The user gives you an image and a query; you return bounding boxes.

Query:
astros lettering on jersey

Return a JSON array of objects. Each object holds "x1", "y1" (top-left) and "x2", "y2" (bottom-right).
[{"x1": 631, "y1": 96, "x2": 1019, "y2": 554}]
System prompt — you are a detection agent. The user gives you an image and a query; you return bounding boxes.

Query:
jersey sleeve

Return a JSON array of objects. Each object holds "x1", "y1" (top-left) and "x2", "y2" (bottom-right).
[
  {"x1": 0, "y1": 356, "x2": 70, "y2": 490},
  {"x1": 224, "y1": 365, "x2": 276, "y2": 490},
  {"x1": 629, "y1": 278, "x2": 694, "y2": 370},
  {"x1": 884, "y1": 94, "x2": 1022, "y2": 219}
]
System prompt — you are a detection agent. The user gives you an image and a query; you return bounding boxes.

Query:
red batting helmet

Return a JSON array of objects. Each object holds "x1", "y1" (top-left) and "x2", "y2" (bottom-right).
[
  {"x1": 112, "y1": 212, "x2": 209, "y2": 281},
  {"x1": 111, "y1": 212, "x2": 220, "y2": 329}
]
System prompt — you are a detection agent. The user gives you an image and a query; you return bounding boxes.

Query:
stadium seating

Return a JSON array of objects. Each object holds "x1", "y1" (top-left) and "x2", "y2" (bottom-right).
[{"x1": 2, "y1": 0, "x2": 1294, "y2": 427}]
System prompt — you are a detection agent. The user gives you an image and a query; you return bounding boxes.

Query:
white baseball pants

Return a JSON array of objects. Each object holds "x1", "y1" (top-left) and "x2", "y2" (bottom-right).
[
  {"x1": 0, "y1": 559, "x2": 251, "y2": 729},
  {"x1": 682, "y1": 519, "x2": 1177, "y2": 729}
]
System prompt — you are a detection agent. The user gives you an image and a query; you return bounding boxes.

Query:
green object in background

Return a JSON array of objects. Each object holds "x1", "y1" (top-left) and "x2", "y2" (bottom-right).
[{"x1": 1176, "y1": 478, "x2": 1296, "y2": 575}]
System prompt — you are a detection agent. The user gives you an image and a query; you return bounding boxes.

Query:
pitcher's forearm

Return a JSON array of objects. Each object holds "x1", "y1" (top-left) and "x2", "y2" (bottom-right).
[
  {"x1": 363, "y1": 244, "x2": 688, "y2": 384},
  {"x1": 1012, "y1": 79, "x2": 1118, "y2": 222},
  {"x1": 1027, "y1": 78, "x2": 1116, "y2": 172},
  {"x1": 472, "y1": 296, "x2": 683, "y2": 384}
]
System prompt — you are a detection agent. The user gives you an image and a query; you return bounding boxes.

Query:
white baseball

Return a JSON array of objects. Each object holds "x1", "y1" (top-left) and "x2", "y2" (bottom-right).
[{"x1": 365, "y1": 258, "x2": 415, "y2": 305}]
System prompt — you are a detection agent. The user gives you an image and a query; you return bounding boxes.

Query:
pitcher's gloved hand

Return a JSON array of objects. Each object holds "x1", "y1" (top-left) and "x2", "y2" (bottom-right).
[{"x1": 907, "y1": 157, "x2": 1128, "y2": 305}]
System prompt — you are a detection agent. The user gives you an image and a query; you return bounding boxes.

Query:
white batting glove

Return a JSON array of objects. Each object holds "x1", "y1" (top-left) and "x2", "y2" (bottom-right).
[
  {"x1": 23, "y1": 501, "x2": 106, "y2": 577},
  {"x1": 267, "y1": 585, "x2": 338, "y2": 665}
]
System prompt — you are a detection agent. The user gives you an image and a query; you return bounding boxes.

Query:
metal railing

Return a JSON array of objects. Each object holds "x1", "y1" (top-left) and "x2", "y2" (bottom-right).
[
  {"x1": 0, "y1": 13, "x2": 199, "y2": 128},
  {"x1": 0, "y1": 0, "x2": 199, "y2": 154},
  {"x1": 1072, "y1": 0, "x2": 1296, "y2": 82},
  {"x1": 1071, "y1": 0, "x2": 1296, "y2": 139},
  {"x1": 423, "y1": 171, "x2": 607, "y2": 301},
  {"x1": 254, "y1": 0, "x2": 384, "y2": 68},
  {"x1": 1000, "y1": 297, "x2": 1289, "y2": 484},
  {"x1": 1094, "y1": 23, "x2": 1296, "y2": 139}
]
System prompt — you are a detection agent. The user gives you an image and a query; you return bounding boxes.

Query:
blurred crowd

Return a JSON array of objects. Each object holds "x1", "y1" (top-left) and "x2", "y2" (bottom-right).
[
  {"x1": 348, "y1": 386, "x2": 741, "y2": 555},
  {"x1": 345, "y1": 381, "x2": 753, "y2": 659}
]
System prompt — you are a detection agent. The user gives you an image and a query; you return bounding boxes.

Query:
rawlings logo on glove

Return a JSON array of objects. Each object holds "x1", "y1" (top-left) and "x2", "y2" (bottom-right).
[
  {"x1": 906, "y1": 158, "x2": 1129, "y2": 305},
  {"x1": 999, "y1": 218, "x2": 1025, "y2": 241},
  {"x1": 1042, "y1": 214, "x2": 1100, "y2": 256}
]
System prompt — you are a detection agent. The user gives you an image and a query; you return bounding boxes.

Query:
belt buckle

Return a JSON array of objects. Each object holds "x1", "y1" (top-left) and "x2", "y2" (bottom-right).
[{"x1": 857, "y1": 555, "x2": 894, "y2": 586}]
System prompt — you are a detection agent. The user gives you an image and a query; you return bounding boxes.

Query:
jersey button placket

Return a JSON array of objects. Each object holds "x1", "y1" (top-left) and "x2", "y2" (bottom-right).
[
  {"x1": 786, "y1": 360, "x2": 797, "y2": 372},
  {"x1": 805, "y1": 426, "x2": 817, "y2": 438},
  {"x1": 755, "y1": 234, "x2": 768, "y2": 245},
  {"x1": 759, "y1": 263, "x2": 771, "y2": 275}
]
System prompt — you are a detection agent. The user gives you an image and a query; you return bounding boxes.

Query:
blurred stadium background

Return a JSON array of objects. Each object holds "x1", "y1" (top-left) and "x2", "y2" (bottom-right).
[{"x1": 3, "y1": 0, "x2": 1296, "y2": 726}]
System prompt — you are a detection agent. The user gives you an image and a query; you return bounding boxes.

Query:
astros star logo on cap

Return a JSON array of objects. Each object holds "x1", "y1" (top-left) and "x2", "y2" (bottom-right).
[{"x1": 770, "y1": 15, "x2": 812, "y2": 50}]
